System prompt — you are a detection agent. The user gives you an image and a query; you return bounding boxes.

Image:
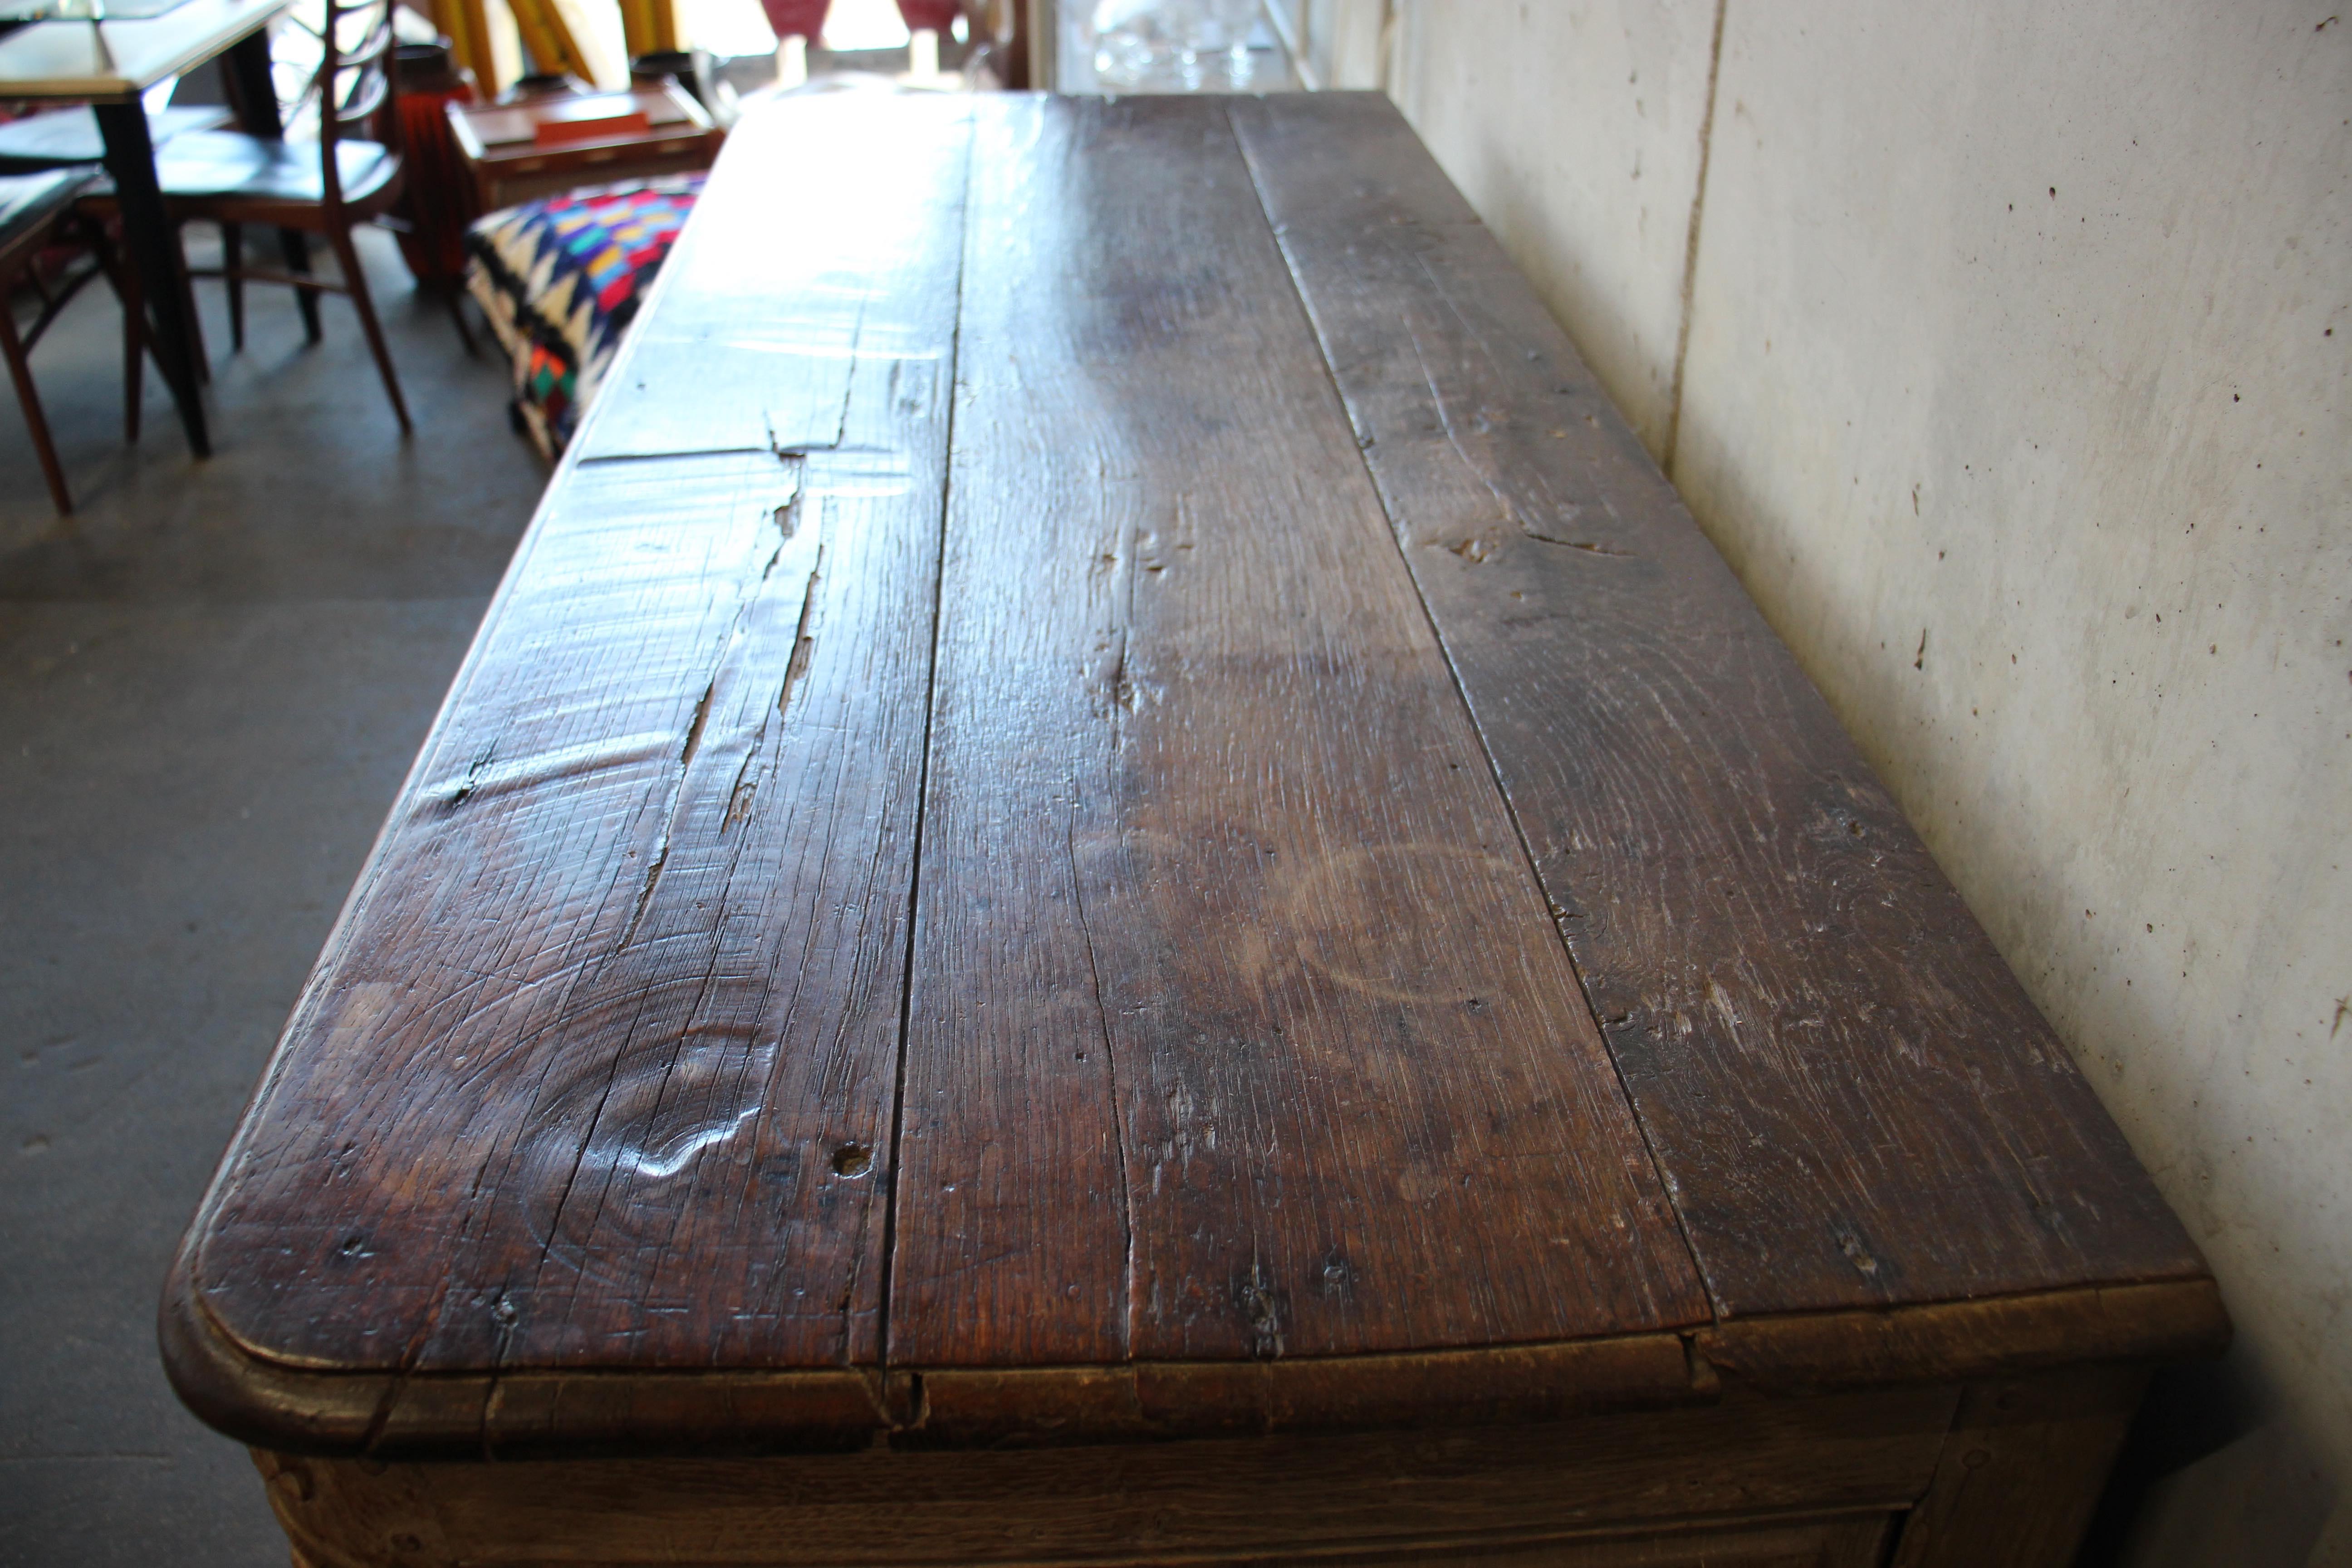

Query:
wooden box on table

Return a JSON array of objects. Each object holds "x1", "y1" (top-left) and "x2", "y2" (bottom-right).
[
  {"x1": 164, "y1": 92, "x2": 2226, "y2": 1568},
  {"x1": 449, "y1": 83, "x2": 722, "y2": 212}
]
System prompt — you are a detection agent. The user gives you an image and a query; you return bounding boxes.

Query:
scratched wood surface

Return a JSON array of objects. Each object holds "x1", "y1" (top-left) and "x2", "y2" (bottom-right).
[
  {"x1": 1225, "y1": 92, "x2": 2207, "y2": 1317},
  {"x1": 184, "y1": 96, "x2": 971, "y2": 1375},
  {"x1": 170, "y1": 93, "x2": 2216, "y2": 1459},
  {"x1": 191, "y1": 441, "x2": 942, "y2": 1372},
  {"x1": 579, "y1": 93, "x2": 973, "y2": 462},
  {"x1": 890, "y1": 93, "x2": 1702, "y2": 1369}
]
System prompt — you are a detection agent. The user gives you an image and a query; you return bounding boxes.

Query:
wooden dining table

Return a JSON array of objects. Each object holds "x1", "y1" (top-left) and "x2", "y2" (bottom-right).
[
  {"x1": 163, "y1": 91, "x2": 2225, "y2": 1568},
  {"x1": 0, "y1": 0, "x2": 292, "y2": 457}
]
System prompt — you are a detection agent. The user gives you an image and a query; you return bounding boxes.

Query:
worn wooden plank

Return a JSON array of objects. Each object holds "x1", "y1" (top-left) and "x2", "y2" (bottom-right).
[
  {"x1": 577, "y1": 93, "x2": 972, "y2": 461},
  {"x1": 191, "y1": 450, "x2": 931, "y2": 1375},
  {"x1": 1227, "y1": 92, "x2": 2211, "y2": 1321},
  {"x1": 889, "y1": 94, "x2": 1705, "y2": 1370},
  {"x1": 905, "y1": 1333, "x2": 1698, "y2": 1447},
  {"x1": 255, "y1": 1384, "x2": 1955, "y2": 1565},
  {"x1": 180, "y1": 95, "x2": 970, "y2": 1380},
  {"x1": 1887, "y1": 1366, "x2": 2148, "y2": 1568},
  {"x1": 1690, "y1": 1280, "x2": 2226, "y2": 1392},
  {"x1": 1277, "y1": 1517, "x2": 1897, "y2": 1568}
]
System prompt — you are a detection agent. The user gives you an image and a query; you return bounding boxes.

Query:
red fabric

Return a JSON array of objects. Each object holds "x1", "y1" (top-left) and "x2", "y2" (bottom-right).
[
  {"x1": 895, "y1": 0, "x2": 959, "y2": 30},
  {"x1": 760, "y1": 0, "x2": 829, "y2": 37}
]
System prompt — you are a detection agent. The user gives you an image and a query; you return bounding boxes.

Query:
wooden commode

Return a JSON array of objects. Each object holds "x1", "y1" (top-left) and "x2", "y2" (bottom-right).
[{"x1": 164, "y1": 92, "x2": 2226, "y2": 1568}]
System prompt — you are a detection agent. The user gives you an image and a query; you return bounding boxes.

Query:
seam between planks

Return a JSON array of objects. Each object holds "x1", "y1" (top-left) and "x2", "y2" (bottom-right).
[
  {"x1": 1066, "y1": 808, "x2": 1140, "y2": 1361},
  {"x1": 875, "y1": 101, "x2": 980, "y2": 1375},
  {"x1": 1223, "y1": 99, "x2": 1718, "y2": 1329}
]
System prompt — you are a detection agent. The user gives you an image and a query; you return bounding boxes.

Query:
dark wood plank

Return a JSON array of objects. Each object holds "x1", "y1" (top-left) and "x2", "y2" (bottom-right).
[
  {"x1": 1888, "y1": 1366, "x2": 2148, "y2": 1568},
  {"x1": 905, "y1": 1333, "x2": 1698, "y2": 1446},
  {"x1": 578, "y1": 93, "x2": 972, "y2": 461},
  {"x1": 889, "y1": 95, "x2": 1705, "y2": 1369},
  {"x1": 1226, "y1": 92, "x2": 2211, "y2": 1320},
  {"x1": 256, "y1": 1383, "x2": 1957, "y2": 1565},
  {"x1": 180, "y1": 95, "x2": 971, "y2": 1379},
  {"x1": 1690, "y1": 1280, "x2": 2225, "y2": 1392},
  {"x1": 1276, "y1": 1517, "x2": 1897, "y2": 1568}
]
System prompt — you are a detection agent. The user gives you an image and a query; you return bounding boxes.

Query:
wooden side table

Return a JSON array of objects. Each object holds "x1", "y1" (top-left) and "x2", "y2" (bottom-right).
[
  {"x1": 164, "y1": 93, "x2": 2226, "y2": 1568},
  {"x1": 448, "y1": 83, "x2": 722, "y2": 212}
]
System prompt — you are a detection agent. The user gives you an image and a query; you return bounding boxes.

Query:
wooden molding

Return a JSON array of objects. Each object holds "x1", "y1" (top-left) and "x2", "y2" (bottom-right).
[{"x1": 166, "y1": 1250, "x2": 2226, "y2": 1459}]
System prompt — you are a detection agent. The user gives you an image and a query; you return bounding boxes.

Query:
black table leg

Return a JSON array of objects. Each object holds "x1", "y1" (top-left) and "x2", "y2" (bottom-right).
[
  {"x1": 94, "y1": 101, "x2": 209, "y2": 458},
  {"x1": 221, "y1": 28, "x2": 321, "y2": 343}
]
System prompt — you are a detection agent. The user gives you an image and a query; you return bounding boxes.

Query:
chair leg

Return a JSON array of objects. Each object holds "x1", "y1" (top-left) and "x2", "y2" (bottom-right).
[
  {"x1": 92, "y1": 223, "x2": 145, "y2": 444},
  {"x1": 125, "y1": 293, "x2": 144, "y2": 445},
  {"x1": 222, "y1": 221, "x2": 245, "y2": 352},
  {"x1": 173, "y1": 221, "x2": 209, "y2": 384},
  {"x1": 0, "y1": 299, "x2": 72, "y2": 516},
  {"x1": 278, "y1": 229, "x2": 321, "y2": 343},
  {"x1": 328, "y1": 225, "x2": 411, "y2": 434}
]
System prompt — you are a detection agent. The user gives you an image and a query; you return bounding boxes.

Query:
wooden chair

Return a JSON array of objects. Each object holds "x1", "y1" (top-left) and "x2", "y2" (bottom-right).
[
  {"x1": 1, "y1": 170, "x2": 144, "y2": 516},
  {"x1": 109, "y1": 0, "x2": 414, "y2": 432},
  {"x1": 1, "y1": 98, "x2": 237, "y2": 383}
]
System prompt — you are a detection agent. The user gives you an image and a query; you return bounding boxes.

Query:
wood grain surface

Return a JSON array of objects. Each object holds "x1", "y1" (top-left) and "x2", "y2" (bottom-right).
[
  {"x1": 1227, "y1": 91, "x2": 2210, "y2": 1319},
  {"x1": 191, "y1": 439, "x2": 945, "y2": 1372},
  {"x1": 578, "y1": 92, "x2": 973, "y2": 462},
  {"x1": 167, "y1": 93, "x2": 2220, "y2": 1461},
  {"x1": 186, "y1": 86, "x2": 971, "y2": 1377},
  {"x1": 891, "y1": 93, "x2": 1703, "y2": 1368},
  {"x1": 1887, "y1": 1365, "x2": 2147, "y2": 1568}
]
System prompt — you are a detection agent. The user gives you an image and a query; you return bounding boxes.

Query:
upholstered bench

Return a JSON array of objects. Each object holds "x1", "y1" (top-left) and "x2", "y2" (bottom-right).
[{"x1": 462, "y1": 172, "x2": 702, "y2": 457}]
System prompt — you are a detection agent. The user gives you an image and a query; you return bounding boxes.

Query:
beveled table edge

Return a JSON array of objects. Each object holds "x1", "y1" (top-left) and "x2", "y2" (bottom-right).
[{"x1": 161, "y1": 1254, "x2": 2227, "y2": 1460}]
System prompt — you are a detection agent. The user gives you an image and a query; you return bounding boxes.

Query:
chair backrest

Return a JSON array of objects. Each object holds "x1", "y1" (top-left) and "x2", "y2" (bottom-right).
[{"x1": 282, "y1": 0, "x2": 402, "y2": 209}]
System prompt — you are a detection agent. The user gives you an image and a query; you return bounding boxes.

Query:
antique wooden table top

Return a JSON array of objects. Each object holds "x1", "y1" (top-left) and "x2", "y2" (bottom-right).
[{"x1": 165, "y1": 91, "x2": 2222, "y2": 1460}]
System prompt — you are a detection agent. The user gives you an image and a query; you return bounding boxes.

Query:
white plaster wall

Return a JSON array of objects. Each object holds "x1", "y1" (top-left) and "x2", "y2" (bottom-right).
[
  {"x1": 1393, "y1": 2, "x2": 2351, "y2": 1560},
  {"x1": 1388, "y1": 0, "x2": 1719, "y2": 453}
]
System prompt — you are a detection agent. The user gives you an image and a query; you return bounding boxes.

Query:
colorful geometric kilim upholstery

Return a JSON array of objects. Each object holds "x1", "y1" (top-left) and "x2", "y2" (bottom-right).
[{"x1": 463, "y1": 173, "x2": 704, "y2": 459}]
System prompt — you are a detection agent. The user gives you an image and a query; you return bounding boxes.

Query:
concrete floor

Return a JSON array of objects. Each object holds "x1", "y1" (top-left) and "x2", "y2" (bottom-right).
[{"x1": 0, "y1": 227, "x2": 547, "y2": 1565}]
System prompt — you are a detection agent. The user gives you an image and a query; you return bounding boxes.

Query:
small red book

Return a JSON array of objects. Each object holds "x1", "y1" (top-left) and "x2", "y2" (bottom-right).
[{"x1": 532, "y1": 109, "x2": 652, "y2": 147}]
